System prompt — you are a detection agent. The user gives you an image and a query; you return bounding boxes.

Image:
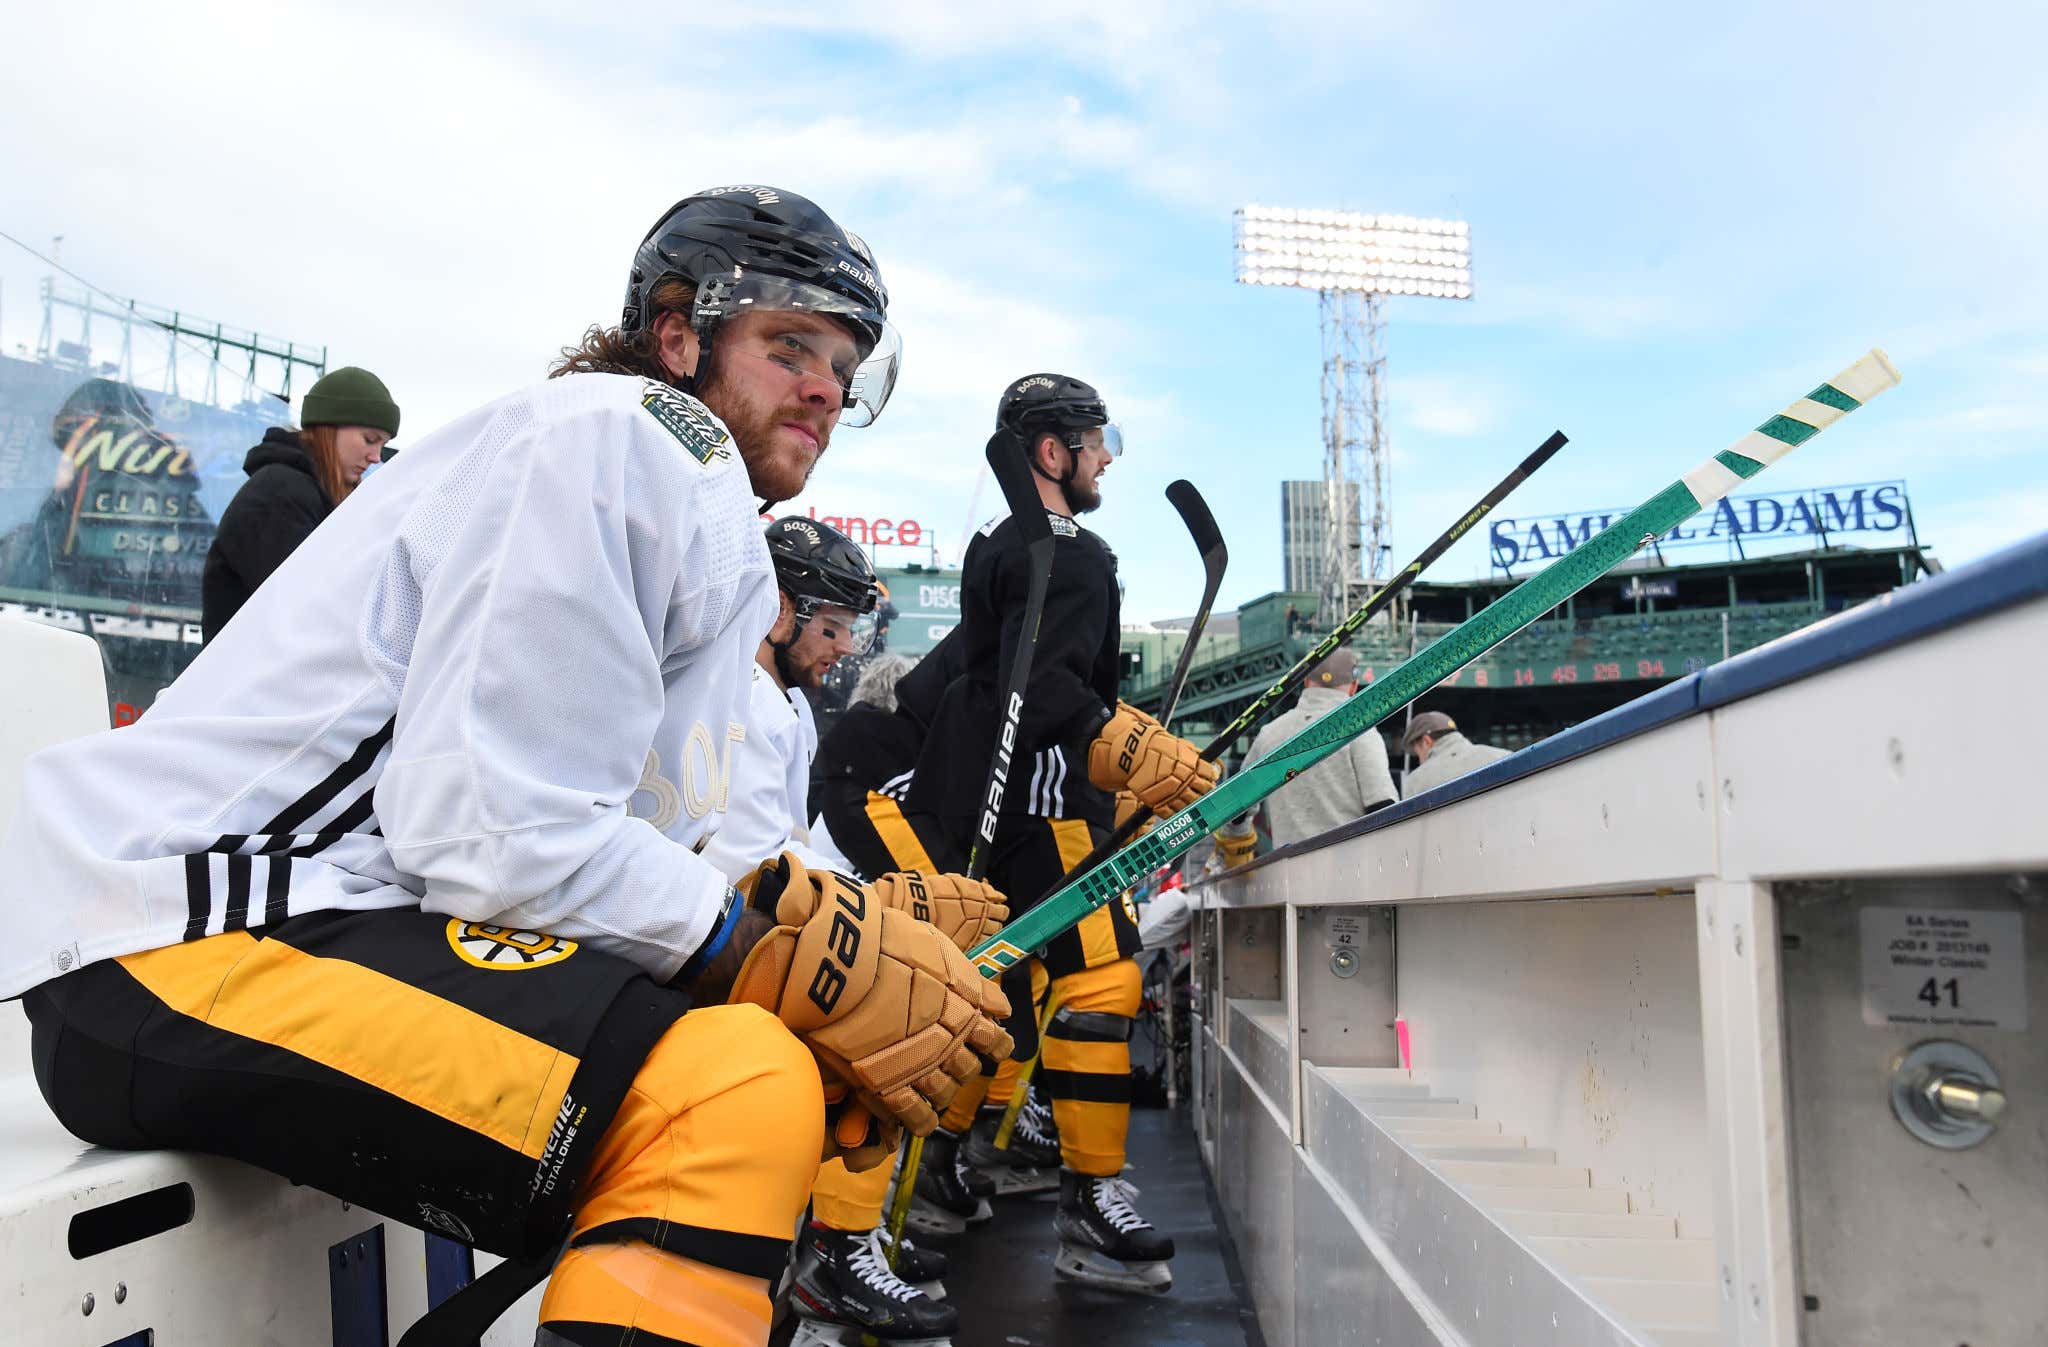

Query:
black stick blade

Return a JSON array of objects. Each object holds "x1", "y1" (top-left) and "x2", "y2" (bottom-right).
[
  {"x1": 987, "y1": 428, "x2": 1054, "y2": 546},
  {"x1": 1164, "y1": 478, "x2": 1227, "y2": 564}
]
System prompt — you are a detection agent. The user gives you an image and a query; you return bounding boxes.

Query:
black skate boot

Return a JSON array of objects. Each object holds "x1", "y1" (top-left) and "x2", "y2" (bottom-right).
[
  {"x1": 1053, "y1": 1169, "x2": 1174, "y2": 1294},
  {"x1": 877, "y1": 1229, "x2": 949, "y2": 1298},
  {"x1": 963, "y1": 1099, "x2": 1060, "y2": 1195},
  {"x1": 790, "y1": 1221, "x2": 957, "y2": 1345},
  {"x1": 907, "y1": 1129, "x2": 992, "y2": 1235}
]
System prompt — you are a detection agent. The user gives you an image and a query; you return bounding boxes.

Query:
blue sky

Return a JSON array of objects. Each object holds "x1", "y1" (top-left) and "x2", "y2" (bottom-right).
[{"x1": 4, "y1": 1, "x2": 2043, "y2": 620}]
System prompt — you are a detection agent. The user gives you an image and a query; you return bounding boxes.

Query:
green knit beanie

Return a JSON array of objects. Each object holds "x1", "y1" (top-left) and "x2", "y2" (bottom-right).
[{"x1": 301, "y1": 366, "x2": 400, "y2": 437}]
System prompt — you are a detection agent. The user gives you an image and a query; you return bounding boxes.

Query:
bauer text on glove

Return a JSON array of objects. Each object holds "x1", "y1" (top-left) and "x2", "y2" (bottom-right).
[{"x1": 728, "y1": 853, "x2": 1014, "y2": 1137}]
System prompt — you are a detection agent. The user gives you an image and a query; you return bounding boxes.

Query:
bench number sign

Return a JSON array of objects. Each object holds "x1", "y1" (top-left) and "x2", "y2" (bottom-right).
[{"x1": 1860, "y1": 908, "x2": 2027, "y2": 1031}]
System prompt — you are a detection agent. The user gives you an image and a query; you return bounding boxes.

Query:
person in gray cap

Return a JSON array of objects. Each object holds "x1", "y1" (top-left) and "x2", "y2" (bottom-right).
[
  {"x1": 1401, "y1": 710, "x2": 1511, "y2": 796},
  {"x1": 1235, "y1": 647, "x2": 1397, "y2": 851}
]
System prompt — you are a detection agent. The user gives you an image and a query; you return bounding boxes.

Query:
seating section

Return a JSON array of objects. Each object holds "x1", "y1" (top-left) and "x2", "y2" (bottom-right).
[{"x1": 1316, "y1": 1065, "x2": 1721, "y2": 1347}]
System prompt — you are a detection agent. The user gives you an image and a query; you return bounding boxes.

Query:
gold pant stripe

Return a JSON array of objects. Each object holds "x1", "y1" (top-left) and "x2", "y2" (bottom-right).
[
  {"x1": 1046, "y1": 818, "x2": 1124, "y2": 969},
  {"x1": 866, "y1": 794, "x2": 937, "y2": 872},
  {"x1": 118, "y1": 932, "x2": 576, "y2": 1158}
]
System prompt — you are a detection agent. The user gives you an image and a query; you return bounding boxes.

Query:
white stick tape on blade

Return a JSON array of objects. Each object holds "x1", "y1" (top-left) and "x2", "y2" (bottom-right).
[
  {"x1": 1834, "y1": 348, "x2": 1902, "y2": 403},
  {"x1": 1681, "y1": 458, "x2": 1745, "y2": 508},
  {"x1": 1682, "y1": 348, "x2": 1901, "y2": 506}
]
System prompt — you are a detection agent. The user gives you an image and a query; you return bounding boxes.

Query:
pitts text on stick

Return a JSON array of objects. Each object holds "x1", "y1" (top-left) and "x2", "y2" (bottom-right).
[{"x1": 974, "y1": 351, "x2": 1901, "y2": 979}]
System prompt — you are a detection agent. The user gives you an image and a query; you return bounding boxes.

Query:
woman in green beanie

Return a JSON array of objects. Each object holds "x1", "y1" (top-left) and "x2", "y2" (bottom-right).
[{"x1": 200, "y1": 366, "x2": 400, "y2": 642}]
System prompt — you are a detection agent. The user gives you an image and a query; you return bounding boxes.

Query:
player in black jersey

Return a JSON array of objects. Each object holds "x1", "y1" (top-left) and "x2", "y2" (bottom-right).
[{"x1": 901, "y1": 374, "x2": 1217, "y2": 1293}]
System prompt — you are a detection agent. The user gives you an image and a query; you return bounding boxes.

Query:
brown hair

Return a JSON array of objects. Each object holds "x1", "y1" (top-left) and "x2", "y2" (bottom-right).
[
  {"x1": 297, "y1": 424, "x2": 351, "y2": 505},
  {"x1": 550, "y1": 278, "x2": 695, "y2": 382}
]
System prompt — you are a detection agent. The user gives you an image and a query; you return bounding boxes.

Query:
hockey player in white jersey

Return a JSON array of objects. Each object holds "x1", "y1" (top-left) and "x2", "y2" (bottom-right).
[
  {"x1": 699, "y1": 516, "x2": 1007, "y2": 1347},
  {"x1": 2, "y1": 186, "x2": 1011, "y2": 1347}
]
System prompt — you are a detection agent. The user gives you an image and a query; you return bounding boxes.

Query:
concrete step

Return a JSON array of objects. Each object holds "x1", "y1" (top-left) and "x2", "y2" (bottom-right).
[
  {"x1": 1319, "y1": 1066, "x2": 1422, "y2": 1085},
  {"x1": 1646, "y1": 1329, "x2": 1726, "y2": 1347},
  {"x1": 1528, "y1": 1237, "x2": 1715, "y2": 1281},
  {"x1": 1357, "y1": 1099, "x2": 1477, "y2": 1119},
  {"x1": 1579, "y1": 1277, "x2": 1718, "y2": 1331},
  {"x1": 1495, "y1": 1209, "x2": 1678, "y2": 1239},
  {"x1": 1436, "y1": 1160, "x2": 1591, "y2": 1188},
  {"x1": 1409, "y1": 1145, "x2": 1556, "y2": 1165},
  {"x1": 1464, "y1": 1185, "x2": 1631, "y2": 1214},
  {"x1": 1381, "y1": 1117, "x2": 1503, "y2": 1137},
  {"x1": 1401, "y1": 1135, "x2": 1536, "y2": 1154},
  {"x1": 1315, "y1": 1067, "x2": 1432, "y2": 1098}
]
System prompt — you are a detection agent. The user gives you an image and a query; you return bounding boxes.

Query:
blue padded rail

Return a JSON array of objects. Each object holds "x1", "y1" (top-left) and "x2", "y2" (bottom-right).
[{"x1": 1219, "y1": 533, "x2": 2048, "y2": 877}]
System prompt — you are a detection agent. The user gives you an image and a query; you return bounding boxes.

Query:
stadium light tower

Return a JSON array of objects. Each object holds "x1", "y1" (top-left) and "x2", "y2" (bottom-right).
[{"x1": 1235, "y1": 205, "x2": 1472, "y2": 624}]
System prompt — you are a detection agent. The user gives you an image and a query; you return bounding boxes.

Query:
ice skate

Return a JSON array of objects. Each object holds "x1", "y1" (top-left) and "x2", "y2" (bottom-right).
[
  {"x1": 878, "y1": 1229, "x2": 950, "y2": 1298},
  {"x1": 963, "y1": 1096, "x2": 1060, "y2": 1195},
  {"x1": 1053, "y1": 1170, "x2": 1174, "y2": 1295},
  {"x1": 789, "y1": 1221, "x2": 957, "y2": 1345},
  {"x1": 907, "y1": 1128, "x2": 992, "y2": 1235}
]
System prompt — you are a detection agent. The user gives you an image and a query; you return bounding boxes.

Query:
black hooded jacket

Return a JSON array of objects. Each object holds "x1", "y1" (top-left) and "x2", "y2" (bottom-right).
[{"x1": 200, "y1": 428, "x2": 336, "y2": 642}]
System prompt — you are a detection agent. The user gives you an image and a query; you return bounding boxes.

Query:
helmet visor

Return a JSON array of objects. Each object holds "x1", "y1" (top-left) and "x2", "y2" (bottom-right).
[
  {"x1": 1076, "y1": 421, "x2": 1124, "y2": 460},
  {"x1": 803, "y1": 600, "x2": 879, "y2": 657},
  {"x1": 704, "y1": 272, "x2": 900, "y2": 428}
]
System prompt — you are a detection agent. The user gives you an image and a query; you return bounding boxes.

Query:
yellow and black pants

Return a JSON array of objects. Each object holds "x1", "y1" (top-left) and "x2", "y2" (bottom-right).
[
  {"x1": 808, "y1": 792, "x2": 962, "y2": 1232},
  {"x1": 929, "y1": 813, "x2": 1143, "y2": 1177},
  {"x1": 24, "y1": 907, "x2": 824, "y2": 1347}
]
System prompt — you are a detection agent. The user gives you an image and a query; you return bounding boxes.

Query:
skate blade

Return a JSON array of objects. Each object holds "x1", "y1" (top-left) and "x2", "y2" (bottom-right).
[
  {"x1": 1053, "y1": 1245, "x2": 1172, "y2": 1295},
  {"x1": 905, "y1": 1199, "x2": 967, "y2": 1236},
  {"x1": 982, "y1": 1166, "x2": 1059, "y2": 1196},
  {"x1": 789, "y1": 1320, "x2": 951, "y2": 1347}
]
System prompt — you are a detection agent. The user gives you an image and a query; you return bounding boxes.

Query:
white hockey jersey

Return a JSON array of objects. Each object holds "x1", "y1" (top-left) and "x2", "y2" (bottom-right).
[
  {"x1": 698, "y1": 665, "x2": 854, "y2": 883},
  {"x1": 0, "y1": 373, "x2": 776, "y2": 997}
]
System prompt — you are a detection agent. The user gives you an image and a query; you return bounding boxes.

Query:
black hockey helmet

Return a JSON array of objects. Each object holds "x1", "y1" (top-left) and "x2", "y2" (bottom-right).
[
  {"x1": 765, "y1": 515, "x2": 882, "y2": 657},
  {"x1": 623, "y1": 186, "x2": 899, "y2": 427},
  {"x1": 997, "y1": 373, "x2": 1123, "y2": 459}
]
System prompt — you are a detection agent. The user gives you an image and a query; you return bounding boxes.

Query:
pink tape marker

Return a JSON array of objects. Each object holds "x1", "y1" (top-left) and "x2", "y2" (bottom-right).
[{"x1": 1395, "y1": 1018, "x2": 1412, "y2": 1073}]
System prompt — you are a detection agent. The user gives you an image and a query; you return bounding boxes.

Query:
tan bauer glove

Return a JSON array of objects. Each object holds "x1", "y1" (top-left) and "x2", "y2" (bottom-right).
[
  {"x1": 868, "y1": 871, "x2": 1009, "y2": 952},
  {"x1": 1089, "y1": 701, "x2": 1219, "y2": 816},
  {"x1": 729, "y1": 853, "x2": 1014, "y2": 1138}
]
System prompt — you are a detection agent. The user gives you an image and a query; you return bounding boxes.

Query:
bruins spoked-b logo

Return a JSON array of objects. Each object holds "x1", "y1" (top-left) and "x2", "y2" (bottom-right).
[{"x1": 446, "y1": 921, "x2": 579, "y2": 971}]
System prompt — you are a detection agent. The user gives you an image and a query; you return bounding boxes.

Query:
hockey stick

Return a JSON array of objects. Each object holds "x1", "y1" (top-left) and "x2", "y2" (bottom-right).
[
  {"x1": 1037, "y1": 428, "x2": 1569, "y2": 906},
  {"x1": 883, "y1": 426, "x2": 1057, "y2": 1263},
  {"x1": 988, "y1": 479, "x2": 1227, "y2": 1150},
  {"x1": 1157, "y1": 479, "x2": 1230, "y2": 728},
  {"x1": 969, "y1": 351, "x2": 1899, "y2": 980}
]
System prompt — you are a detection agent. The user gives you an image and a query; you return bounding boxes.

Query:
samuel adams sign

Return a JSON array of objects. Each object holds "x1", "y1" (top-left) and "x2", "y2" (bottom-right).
[{"x1": 1489, "y1": 480, "x2": 1912, "y2": 573}]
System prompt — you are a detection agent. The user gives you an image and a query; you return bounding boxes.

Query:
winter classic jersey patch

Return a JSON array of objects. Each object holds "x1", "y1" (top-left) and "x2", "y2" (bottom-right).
[
  {"x1": 446, "y1": 920, "x2": 579, "y2": 970},
  {"x1": 638, "y1": 380, "x2": 732, "y2": 465}
]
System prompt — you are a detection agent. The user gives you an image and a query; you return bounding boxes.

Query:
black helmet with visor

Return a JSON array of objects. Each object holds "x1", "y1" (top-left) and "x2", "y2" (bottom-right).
[
  {"x1": 765, "y1": 515, "x2": 882, "y2": 660},
  {"x1": 997, "y1": 373, "x2": 1124, "y2": 490},
  {"x1": 624, "y1": 185, "x2": 900, "y2": 427}
]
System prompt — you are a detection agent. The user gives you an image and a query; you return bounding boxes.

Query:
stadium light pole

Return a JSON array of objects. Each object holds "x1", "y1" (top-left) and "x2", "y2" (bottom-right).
[{"x1": 1234, "y1": 206, "x2": 1472, "y2": 624}]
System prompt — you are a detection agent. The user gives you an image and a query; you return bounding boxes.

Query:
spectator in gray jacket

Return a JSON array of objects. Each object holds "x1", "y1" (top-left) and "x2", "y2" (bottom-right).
[
  {"x1": 1400, "y1": 711, "x2": 1511, "y2": 796},
  {"x1": 1245, "y1": 648, "x2": 1396, "y2": 848}
]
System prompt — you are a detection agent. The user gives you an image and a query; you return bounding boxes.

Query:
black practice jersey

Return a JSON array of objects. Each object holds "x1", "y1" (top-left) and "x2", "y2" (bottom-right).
[
  {"x1": 904, "y1": 509, "x2": 1121, "y2": 830},
  {"x1": 815, "y1": 704, "x2": 926, "y2": 880}
]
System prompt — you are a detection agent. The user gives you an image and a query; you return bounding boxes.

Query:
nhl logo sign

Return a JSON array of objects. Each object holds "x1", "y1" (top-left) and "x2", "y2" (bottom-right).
[{"x1": 447, "y1": 921, "x2": 579, "y2": 971}]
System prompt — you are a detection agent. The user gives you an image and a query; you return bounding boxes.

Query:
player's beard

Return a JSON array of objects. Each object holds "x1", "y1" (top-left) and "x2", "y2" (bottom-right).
[
  {"x1": 1061, "y1": 475, "x2": 1102, "y2": 514},
  {"x1": 700, "y1": 365, "x2": 830, "y2": 503}
]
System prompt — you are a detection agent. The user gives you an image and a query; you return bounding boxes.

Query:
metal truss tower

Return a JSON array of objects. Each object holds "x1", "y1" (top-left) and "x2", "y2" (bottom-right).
[{"x1": 1318, "y1": 288, "x2": 1387, "y2": 624}]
